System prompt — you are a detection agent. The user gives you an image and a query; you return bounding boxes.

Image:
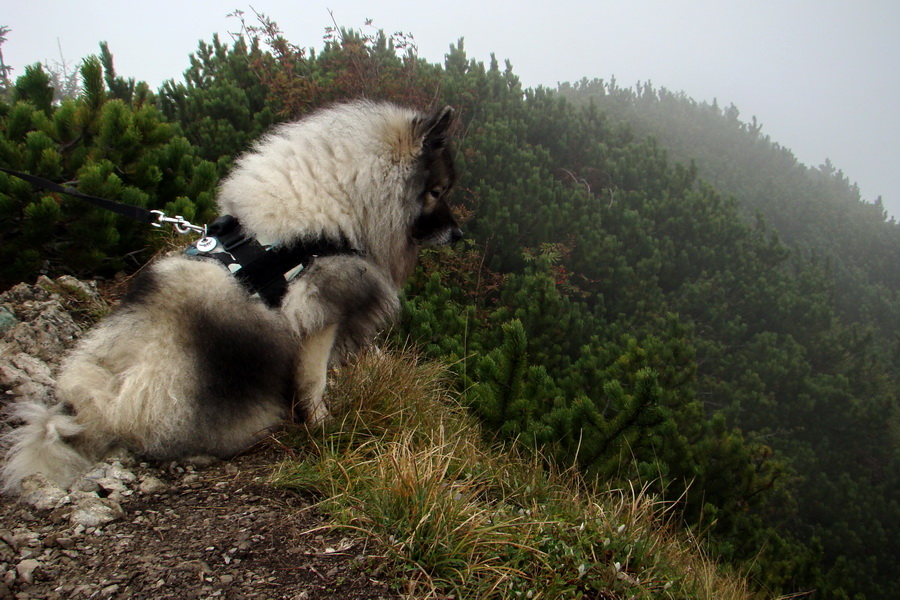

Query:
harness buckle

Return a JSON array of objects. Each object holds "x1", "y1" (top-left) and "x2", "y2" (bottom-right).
[{"x1": 150, "y1": 210, "x2": 207, "y2": 236}]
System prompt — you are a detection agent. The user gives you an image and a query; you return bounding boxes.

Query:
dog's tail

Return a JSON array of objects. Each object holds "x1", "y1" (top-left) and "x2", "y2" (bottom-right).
[{"x1": 1, "y1": 401, "x2": 92, "y2": 493}]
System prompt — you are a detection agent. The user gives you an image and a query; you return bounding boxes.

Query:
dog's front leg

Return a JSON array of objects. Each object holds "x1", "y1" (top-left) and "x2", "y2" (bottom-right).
[
  {"x1": 281, "y1": 255, "x2": 397, "y2": 427},
  {"x1": 294, "y1": 323, "x2": 338, "y2": 426}
]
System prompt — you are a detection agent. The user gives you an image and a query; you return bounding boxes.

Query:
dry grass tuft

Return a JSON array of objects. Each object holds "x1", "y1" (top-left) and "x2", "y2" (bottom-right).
[{"x1": 273, "y1": 348, "x2": 778, "y2": 599}]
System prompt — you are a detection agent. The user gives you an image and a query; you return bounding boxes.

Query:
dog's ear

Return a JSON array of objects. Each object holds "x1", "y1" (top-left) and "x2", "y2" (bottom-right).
[{"x1": 418, "y1": 106, "x2": 454, "y2": 151}]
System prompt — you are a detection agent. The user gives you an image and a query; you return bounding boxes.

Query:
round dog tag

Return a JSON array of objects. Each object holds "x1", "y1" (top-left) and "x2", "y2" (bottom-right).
[{"x1": 195, "y1": 237, "x2": 218, "y2": 252}]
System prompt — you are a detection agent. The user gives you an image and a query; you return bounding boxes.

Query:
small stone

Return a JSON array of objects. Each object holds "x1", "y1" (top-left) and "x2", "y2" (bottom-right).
[
  {"x1": 107, "y1": 490, "x2": 128, "y2": 503},
  {"x1": 176, "y1": 560, "x2": 212, "y2": 575},
  {"x1": 15, "y1": 558, "x2": 40, "y2": 584},
  {"x1": 0, "y1": 530, "x2": 15, "y2": 551},
  {"x1": 0, "y1": 306, "x2": 17, "y2": 334},
  {"x1": 56, "y1": 536, "x2": 76, "y2": 550},
  {"x1": 81, "y1": 465, "x2": 109, "y2": 481},
  {"x1": 96, "y1": 477, "x2": 128, "y2": 495},
  {"x1": 17, "y1": 548, "x2": 35, "y2": 560},
  {"x1": 49, "y1": 505, "x2": 74, "y2": 524},
  {"x1": 105, "y1": 462, "x2": 136, "y2": 482},
  {"x1": 19, "y1": 473, "x2": 70, "y2": 511},
  {"x1": 183, "y1": 455, "x2": 219, "y2": 468},
  {"x1": 139, "y1": 476, "x2": 168, "y2": 494},
  {"x1": 69, "y1": 495, "x2": 124, "y2": 527},
  {"x1": 71, "y1": 477, "x2": 101, "y2": 494}
]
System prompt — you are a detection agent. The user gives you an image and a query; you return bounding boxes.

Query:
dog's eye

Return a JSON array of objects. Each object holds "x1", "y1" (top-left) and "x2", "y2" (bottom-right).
[{"x1": 423, "y1": 188, "x2": 442, "y2": 201}]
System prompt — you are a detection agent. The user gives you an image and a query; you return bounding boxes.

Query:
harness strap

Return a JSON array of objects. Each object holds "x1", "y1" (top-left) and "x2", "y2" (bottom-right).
[{"x1": 188, "y1": 216, "x2": 357, "y2": 307}]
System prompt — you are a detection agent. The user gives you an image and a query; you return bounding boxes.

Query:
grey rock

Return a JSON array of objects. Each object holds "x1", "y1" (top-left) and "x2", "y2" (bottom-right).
[
  {"x1": 15, "y1": 558, "x2": 40, "y2": 584},
  {"x1": 69, "y1": 495, "x2": 124, "y2": 528},
  {"x1": 138, "y1": 475, "x2": 169, "y2": 495},
  {"x1": 0, "y1": 307, "x2": 17, "y2": 335},
  {"x1": 18, "y1": 474, "x2": 70, "y2": 512}
]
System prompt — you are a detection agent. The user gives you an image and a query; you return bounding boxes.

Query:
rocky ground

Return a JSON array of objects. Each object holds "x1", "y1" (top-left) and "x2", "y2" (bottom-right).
[{"x1": 0, "y1": 277, "x2": 400, "y2": 600}]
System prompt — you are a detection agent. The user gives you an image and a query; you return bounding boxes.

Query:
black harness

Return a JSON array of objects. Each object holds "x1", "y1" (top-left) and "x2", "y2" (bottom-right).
[{"x1": 185, "y1": 215, "x2": 357, "y2": 308}]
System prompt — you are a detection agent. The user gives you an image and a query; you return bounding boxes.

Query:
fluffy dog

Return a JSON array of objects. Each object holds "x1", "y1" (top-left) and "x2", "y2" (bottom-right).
[{"x1": 1, "y1": 100, "x2": 461, "y2": 492}]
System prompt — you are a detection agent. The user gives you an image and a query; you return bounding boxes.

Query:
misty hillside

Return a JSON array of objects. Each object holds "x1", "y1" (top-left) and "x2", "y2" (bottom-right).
[
  {"x1": 558, "y1": 79, "x2": 900, "y2": 341},
  {"x1": 0, "y1": 18, "x2": 897, "y2": 600}
]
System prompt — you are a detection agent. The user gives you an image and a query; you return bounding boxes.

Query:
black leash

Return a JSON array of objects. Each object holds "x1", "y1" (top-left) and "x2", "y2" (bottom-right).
[
  {"x1": 0, "y1": 166, "x2": 206, "y2": 234},
  {"x1": 2, "y1": 166, "x2": 358, "y2": 307}
]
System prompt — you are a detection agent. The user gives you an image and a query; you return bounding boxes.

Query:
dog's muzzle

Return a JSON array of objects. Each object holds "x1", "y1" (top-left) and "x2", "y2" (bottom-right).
[{"x1": 421, "y1": 226, "x2": 463, "y2": 247}]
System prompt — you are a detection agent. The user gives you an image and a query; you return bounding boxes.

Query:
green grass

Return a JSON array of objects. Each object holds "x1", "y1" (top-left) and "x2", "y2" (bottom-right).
[{"x1": 272, "y1": 348, "x2": 779, "y2": 599}]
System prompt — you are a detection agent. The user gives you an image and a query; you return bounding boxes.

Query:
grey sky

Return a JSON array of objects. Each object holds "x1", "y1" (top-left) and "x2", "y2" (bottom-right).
[{"x1": 4, "y1": 1, "x2": 899, "y2": 219}]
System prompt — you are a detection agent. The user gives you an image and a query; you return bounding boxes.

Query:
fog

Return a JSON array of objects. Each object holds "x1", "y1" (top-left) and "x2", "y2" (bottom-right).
[{"x1": 4, "y1": 0, "x2": 899, "y2": 219}]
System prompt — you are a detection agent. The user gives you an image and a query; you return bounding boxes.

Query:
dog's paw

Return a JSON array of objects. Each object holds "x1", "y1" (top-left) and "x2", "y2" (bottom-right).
[{"x1": 306, "y1": 401, "x2": 332, "y2": 428}]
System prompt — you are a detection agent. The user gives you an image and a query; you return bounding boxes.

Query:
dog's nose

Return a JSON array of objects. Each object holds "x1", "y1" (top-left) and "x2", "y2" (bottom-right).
[{"x1": 450, "y1": 227, "x2": 463, "y2": 243}]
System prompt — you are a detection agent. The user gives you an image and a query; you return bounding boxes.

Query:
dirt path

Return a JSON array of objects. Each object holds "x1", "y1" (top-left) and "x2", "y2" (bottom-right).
[{"x1": 0, "y1": 445, "x2": 399, "y2": 600}]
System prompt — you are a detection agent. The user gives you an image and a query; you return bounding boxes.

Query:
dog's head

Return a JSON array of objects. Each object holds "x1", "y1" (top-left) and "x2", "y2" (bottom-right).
[
  {"x1": 217, "y1": 101, "x2": 463, "y2": 263},
  {"x1": 409, "y1": 106, "x2": 463, "y2": 247}
]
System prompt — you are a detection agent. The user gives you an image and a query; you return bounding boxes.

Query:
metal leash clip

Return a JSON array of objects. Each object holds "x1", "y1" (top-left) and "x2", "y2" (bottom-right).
[{"x1": 150, "y1": 210, "x2": 207, "y2": 236}]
